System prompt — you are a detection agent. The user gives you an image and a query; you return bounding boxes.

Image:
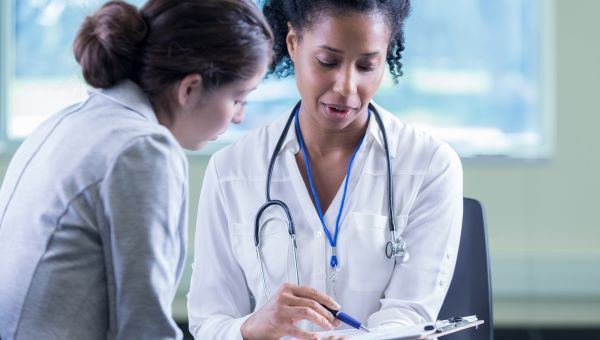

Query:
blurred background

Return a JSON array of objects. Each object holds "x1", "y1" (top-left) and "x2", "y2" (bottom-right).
[{"x1": 1, "y1": 0, "x2": 598, "y2": 339}]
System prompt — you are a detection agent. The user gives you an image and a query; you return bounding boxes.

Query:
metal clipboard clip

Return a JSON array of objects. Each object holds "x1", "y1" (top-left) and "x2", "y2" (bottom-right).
[{"x1": 433, "y1": 315, "x2": 479, "y2": 333}]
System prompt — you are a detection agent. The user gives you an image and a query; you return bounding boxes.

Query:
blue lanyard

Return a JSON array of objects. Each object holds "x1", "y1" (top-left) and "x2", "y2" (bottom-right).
[{"x1": 294, "y1": 106, "x2": 368, "y2": 268}]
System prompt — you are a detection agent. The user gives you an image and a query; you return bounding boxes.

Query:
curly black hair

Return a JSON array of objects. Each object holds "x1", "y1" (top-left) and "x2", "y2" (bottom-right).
[{"x1": 262, "y1": 0, "x2": 411, "y2": 82}]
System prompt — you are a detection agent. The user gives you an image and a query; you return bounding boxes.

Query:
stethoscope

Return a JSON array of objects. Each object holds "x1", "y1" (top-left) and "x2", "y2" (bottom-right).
[{"x1": 254, "y1": 101, "x2": 408, "y2": 299}]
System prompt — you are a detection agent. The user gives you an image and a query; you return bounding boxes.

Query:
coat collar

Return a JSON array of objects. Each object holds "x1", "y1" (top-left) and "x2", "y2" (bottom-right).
[
  {"x1": 92, "y1": 80, "x2": 159, "y2": 124},
  {"x1": 272, "y1": 101, "x2": 399, "y2": 158}
]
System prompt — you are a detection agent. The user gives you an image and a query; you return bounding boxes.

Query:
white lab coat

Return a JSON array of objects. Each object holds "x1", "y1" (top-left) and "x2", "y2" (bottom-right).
[{"x1": 187, "y1": 103, "x2": 463, "y2": 339}]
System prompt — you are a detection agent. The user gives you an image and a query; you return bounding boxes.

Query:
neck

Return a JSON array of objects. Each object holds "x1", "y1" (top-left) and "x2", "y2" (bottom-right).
[
  {"x1": 297, "y1": 106, "x2": 369, "y2": 157},
  {"x1": 152, "y1": 99, "x2": 172, "y2": 128}
]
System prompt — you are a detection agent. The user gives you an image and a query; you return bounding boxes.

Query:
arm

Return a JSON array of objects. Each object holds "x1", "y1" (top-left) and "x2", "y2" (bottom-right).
[
  {"x1": 368, "y1": 143, "x2": 463, "y2": 327},
  {"x1": 187, "y1": 157, "x2": 338, "y2": 340},
  {"x1": 187, "y1": 157, "x2": 253, "y2": 339},
  {"x1": 101, "y1": 135, "x2": 187, "y2": 340}
]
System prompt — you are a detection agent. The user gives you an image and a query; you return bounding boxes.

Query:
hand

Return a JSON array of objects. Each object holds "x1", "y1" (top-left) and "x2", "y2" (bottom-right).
[{"x1": 240, "y1": 283, "x2": 342, "y2": 340}]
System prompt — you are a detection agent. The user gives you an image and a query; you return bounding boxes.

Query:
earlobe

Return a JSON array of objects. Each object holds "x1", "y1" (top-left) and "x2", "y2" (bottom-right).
[
  {"x1": 286, "y1": 22, "x2": 297, "y2": 62},
  {"x1": 177, "y1": 74, "x2": 203, "y2": 107}
]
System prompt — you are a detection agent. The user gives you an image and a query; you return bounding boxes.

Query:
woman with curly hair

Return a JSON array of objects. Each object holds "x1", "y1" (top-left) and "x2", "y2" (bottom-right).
[{"x1": 188, "y1": 1, "x2": 463, "y2": 339}]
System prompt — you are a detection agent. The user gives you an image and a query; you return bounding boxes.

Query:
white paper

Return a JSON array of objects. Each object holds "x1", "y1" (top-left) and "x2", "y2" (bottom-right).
[{"x1": 316, "y1": 323, "x2": 432, "y2": 340}]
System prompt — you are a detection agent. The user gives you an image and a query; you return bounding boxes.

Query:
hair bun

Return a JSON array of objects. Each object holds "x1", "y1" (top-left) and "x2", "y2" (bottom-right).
[{"x1": 73, "y1": 1, "x2": 148, "y2": 88}]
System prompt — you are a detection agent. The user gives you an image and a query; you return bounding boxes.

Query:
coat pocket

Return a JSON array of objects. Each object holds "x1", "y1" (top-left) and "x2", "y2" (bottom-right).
[{"x1": 343, "y1": 212, "x2": 408, "y2": 293}]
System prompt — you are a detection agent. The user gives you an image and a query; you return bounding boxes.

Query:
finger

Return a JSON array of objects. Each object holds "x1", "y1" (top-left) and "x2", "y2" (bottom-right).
[
  {"x1": 284, "y1": 294, "x2": 338, "y2": 325},
  {"x1": 291, "y1": 285, "x2": 341, "y2": 310},
  {"x1": 284, "y1": 324, "x2": 319, "y2": 340},
  {"x1": 287, "y1": 306, "x2": 336, "y2": 331}
]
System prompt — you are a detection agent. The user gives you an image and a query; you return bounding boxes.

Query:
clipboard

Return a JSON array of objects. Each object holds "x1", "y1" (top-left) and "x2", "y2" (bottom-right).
[
  {"x1": 422, "y1": 317, "x2": 484, "y2": 339},
  {"x1": 316, "y1": 315, "x2": 484, "y2": 339}
]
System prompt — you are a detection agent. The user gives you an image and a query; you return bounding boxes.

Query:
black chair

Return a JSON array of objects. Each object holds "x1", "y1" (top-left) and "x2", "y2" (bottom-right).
[{"x1": 438, "y1": 197, "x2": 493, "y2": 340}]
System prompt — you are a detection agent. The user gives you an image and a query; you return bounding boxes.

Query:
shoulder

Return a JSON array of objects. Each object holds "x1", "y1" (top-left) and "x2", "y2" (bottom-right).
[
  {"x1": 80, "y1": 87, "x2": 187, "y2": 176},
  {"x1": 99, "y1": 134, "x2": 188, "y2": 205},
  {"x1": 83, "y1": 89, "x2": 188, "y2": 182},
  {"x1": 110, "y1": 133, "x2": 187, "y2": 179},
  {"x1": 374, "y1": 104, "x2": 461, "y2": 174}
]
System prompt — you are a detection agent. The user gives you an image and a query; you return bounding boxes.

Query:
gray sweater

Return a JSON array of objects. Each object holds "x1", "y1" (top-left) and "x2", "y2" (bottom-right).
[{"x1": 0, "y1": 80, "x2": 188, "y2": 340}]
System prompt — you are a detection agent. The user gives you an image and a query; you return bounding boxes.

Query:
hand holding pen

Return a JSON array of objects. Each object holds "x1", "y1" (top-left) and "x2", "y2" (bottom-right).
[
  {"x1": 241, "y1": 283, "x2": 342, "y2": 340},
  {"x1": 321, "y1": 305, "x2": 370, "y2": 333}
]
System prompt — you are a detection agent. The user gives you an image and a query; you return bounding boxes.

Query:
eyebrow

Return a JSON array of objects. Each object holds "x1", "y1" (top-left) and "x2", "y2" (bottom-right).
[
  {"x1": 317, "y1": 45, "x2": 380, "y2": 57},
  {"x1": 236, "y1": 86, "x2": 257, "y2": 95}
]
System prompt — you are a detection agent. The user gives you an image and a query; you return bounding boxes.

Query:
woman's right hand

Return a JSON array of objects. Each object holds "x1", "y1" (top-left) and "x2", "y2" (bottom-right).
[{"x1": 240, "y1": 283, "x2": 342, "y2": 340}]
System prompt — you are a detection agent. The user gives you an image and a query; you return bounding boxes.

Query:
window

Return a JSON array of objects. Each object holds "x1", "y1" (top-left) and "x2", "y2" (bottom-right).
[
  {"x1": 232, "y1": 0, "x2": 553, "y2": 158},
  {"x1": 0, "y1": 0, "x2": 145, "y2": 142},
  {"x1": 1, "y1": 0, "x2": 552, "y2": 158}
]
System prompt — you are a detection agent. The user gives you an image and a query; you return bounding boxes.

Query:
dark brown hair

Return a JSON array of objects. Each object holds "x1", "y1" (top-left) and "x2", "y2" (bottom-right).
[{"x1": 74, "y1": 0, "x2": 273, "y2": 101}]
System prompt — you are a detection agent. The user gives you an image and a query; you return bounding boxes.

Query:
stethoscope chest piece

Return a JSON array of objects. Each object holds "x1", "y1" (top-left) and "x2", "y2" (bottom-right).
[{"x1": 385, "y1": 237, "x2": 409, "y2": 263}]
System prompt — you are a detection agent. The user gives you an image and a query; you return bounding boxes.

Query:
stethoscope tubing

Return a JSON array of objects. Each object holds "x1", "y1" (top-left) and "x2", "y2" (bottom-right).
[
  {"x1": 253, "y1": 100, "x2": 405, "y2": 299},
  {"x1": 370, "y1": 103, "x2": 397, "y2": 236},
  {"x1": 254, "y1": 101, "x2": 302, "y2": 298}
]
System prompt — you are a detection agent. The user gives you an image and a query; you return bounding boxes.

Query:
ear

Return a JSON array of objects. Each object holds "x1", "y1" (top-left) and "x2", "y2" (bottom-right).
[
  {"x1": 286, "y1": 22, "x2": 299, "y2": 62},
  {"x1": 176, "y1": 74, "x2": 203, "y2": 107}
]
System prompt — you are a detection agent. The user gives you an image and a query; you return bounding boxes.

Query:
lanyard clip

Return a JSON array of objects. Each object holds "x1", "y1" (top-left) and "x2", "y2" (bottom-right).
[{"x1": 330, "y1": 246, "x2": 338, "y2": 268}]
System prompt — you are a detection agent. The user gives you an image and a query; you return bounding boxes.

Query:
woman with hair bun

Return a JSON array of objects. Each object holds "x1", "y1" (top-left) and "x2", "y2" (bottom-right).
[{"x1": 0, "y1": 0, "x2": 273, "y2": 339}]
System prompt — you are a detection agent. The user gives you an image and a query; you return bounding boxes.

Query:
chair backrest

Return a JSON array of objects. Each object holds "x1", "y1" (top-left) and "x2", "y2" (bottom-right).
[{"x1": 438, "y1": 197, "x2": 493, "y2": 340}]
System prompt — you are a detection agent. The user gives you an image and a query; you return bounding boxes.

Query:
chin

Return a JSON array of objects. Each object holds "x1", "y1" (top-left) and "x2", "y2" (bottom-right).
[{"x1": 182, "y1": 140, "x2": 208, "y2": 151}]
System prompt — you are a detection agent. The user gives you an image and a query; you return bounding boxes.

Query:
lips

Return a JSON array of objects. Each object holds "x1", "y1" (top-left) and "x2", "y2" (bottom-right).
[{"x1": 323, "y1": 103, "x2": 356, "y2": 120}]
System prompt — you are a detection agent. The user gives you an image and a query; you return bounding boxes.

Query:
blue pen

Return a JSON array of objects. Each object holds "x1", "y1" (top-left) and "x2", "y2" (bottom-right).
[{"x1": 322, "y1": 305, "x2": 370, "y2": 333}]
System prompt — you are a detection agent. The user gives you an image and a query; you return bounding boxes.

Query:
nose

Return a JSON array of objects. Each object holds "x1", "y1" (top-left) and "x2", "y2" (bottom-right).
[
  {"x1": 231, "y1": 108, "x2": 245, "y2": 124},
  {"x1": 333, "y1": 65, "x2": 357, "y2": 97}
]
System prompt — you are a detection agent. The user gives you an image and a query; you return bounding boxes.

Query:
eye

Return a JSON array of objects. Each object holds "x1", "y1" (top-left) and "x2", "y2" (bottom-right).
[
  {"x1": 316, "y1": 57, "x2": 337, "y2": 68},
  {"x1": 234, "y1": 100, "x2": 247, "y2": 107},
  {"x1": 358, "y1": 63, "x2": 376, "y2": 72}
]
